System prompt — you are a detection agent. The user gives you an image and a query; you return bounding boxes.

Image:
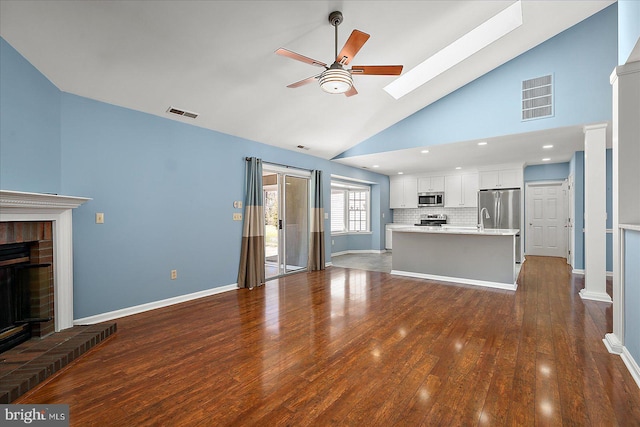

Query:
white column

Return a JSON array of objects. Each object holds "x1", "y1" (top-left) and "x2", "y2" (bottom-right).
[
  {"x1": 605, "y1": 61, "x2": 640, "y2": 354},
  {"x1": 580, "y1": 123, "x2": 611, "y2": 303}
]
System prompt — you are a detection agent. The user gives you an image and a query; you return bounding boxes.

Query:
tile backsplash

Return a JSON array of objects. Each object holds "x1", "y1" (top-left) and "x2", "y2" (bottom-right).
[{"x1": 392, "y1": 207, "x2": 478, "y2": 226}]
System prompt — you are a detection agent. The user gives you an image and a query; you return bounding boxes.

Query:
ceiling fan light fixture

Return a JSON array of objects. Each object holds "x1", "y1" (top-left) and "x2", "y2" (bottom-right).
[{"x1": 319, "y1": 68, "x2": 353, "y2": 94}]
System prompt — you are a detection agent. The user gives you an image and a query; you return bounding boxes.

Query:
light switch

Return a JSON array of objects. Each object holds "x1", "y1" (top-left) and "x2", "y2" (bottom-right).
[
  {"x1": 233, "y1": 213, "x2": 242, "y2": 221},
  {"x1": 96, "y1": 213, "x2": 104, "y2": 224},
  {"x1": 324, "y1": 212, "x2": 329, "y2": 220}
]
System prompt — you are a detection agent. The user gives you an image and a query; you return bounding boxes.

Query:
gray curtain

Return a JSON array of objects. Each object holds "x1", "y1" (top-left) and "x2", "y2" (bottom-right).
[
  {"x1": 308, "y1": 170, "x2": 325, "y2": 271},
  {"x1": 238, "y1": 157, "x2": 265, "y2": 289}
]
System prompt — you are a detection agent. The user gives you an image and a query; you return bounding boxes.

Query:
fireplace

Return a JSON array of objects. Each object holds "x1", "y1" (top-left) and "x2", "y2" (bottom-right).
[
  {"x1": 0, "y1": 227, "x2": 55, "y2": 353},
  {"x1": 0, "y1": 190, "x2": 90, "y2": 342}
]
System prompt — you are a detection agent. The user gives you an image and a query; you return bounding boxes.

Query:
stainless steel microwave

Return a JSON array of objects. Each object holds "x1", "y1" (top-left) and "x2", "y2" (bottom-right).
[{"x1": 418, "y1": 192, "x2": 444, "y2": 207}]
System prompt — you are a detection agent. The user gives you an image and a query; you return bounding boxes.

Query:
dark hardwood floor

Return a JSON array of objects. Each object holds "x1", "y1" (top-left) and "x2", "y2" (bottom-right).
[{"x1": 15, "y1": 256, "x2": 640, "y2": 426}]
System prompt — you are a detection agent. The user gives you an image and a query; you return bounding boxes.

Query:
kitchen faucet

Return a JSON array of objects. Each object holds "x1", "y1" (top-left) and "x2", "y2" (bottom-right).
[{"x1": 479, "y1": 207, "x2": 490, "y2": 231}]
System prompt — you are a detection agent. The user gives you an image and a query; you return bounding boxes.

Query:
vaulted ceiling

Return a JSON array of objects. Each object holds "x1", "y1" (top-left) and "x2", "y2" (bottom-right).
[{"x1": 0, "y1": 1, "x2": 614, "y2": 172}]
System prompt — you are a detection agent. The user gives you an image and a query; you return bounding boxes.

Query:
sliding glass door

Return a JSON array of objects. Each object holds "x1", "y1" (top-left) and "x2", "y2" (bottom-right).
[{"x1": 263, "y1": 168, "x2": 309, "y2": 279}]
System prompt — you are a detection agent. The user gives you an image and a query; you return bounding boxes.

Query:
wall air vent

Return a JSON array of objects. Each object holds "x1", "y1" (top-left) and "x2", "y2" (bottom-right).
[
  {"x1": 167, "y1": 106, "x2": 199, "y2": 119},
  {"x1": 521, "y1": 74, "x2": 553, "y2": 121}
]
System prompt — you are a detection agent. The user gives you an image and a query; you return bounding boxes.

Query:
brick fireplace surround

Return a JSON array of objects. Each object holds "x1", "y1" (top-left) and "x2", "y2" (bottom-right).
[{"x1": 0, "y1": 190, "x2": 116, "y2": 403}]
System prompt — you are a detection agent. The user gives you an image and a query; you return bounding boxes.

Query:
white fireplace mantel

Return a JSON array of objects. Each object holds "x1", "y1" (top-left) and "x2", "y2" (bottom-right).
[{"x1": 0, "y1": 190, "x2": 91, "y2": 331}]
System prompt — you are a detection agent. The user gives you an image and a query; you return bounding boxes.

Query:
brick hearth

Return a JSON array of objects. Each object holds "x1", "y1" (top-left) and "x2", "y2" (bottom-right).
[{"x1": 0, "y1": 323, "x2": 117, "y2": 403}]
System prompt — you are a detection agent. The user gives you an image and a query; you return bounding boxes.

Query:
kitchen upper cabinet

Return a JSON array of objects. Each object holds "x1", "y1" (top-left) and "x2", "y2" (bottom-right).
[
  {"x1": 444, "y1": 173, "x2": 478, "y2": 207},
  {"x1": 390, "y1": 176, "x2": 418, "y2": 209},
  {"x1": 479, "y1": 169, "x2": 522, "y2": 189},
  {"x1": 417, "y1": 175, "x2": 444, "y2": 192}
]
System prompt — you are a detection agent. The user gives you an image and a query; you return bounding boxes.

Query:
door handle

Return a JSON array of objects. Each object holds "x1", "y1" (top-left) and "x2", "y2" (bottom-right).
[{"x1": 279, "y1": 220, "x2": 283, "y2": 230}]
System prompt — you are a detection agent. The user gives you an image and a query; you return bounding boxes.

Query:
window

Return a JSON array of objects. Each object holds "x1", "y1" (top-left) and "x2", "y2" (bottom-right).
[{"x1": 331, "y1": 182, "x2": 370, "y2": 234}]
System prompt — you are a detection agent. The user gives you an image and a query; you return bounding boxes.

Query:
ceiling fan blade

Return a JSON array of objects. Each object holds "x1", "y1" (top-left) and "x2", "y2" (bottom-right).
[
  {"x1": 350, "y1": 65, "x2": 403, "y2": 75},
  {"x1": 286, "y1": 75, "x2": 319, "y2": 88},
  {"x1": 344, "y1": 86, "x2": 358, "y2": 97},
  {"x1": 336, "y1": 30, "x2": 370, "y2": 65},
  {"x1": 275, "y1": 48, "x2": 327, "y2": 68}
]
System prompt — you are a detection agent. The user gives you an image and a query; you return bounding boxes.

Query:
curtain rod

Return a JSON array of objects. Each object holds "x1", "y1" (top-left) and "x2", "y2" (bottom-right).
[{"x1": 244, "y1": 157, "x2": 312, "y2": 172}]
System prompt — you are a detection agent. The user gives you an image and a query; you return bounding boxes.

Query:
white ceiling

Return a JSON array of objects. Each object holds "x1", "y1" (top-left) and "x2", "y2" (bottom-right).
[
  {"x1": 0, "y1": 1, "x2": 614, "y2": 169},
  {"x1": 333, "y1": 124, "x2": 612, "y2": 176}
]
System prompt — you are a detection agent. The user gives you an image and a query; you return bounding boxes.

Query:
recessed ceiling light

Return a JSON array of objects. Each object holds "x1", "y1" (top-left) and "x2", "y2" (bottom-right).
[
  {"x1": 398, "y1": 172, "x2": 404, "y2": 175},
  {"x1": 421, "y1": 150, "x2": 429, "y2": 154},
  {"x1": 455, "y1": 166, "x2": 462, "y2": 170},
  {"x1": 543, "y1": 144, "x2": 554, "y2": 149},
  {"x1": 384, "y1": 1, "x2": 523, "y2": 99},
  {"x1": 542, "y1": 158, "x2": 551, "y2": 161},
  {"x1": 373, "y1": 165, "x2": 380, "y2": 168},
  {"x1": 478, "y1": 142, "x2": 488, "y2": 146}
]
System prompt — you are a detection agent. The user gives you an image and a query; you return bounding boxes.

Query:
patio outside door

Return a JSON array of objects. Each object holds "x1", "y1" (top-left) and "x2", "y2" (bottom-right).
[{"x1": 263, "y1": 168, "x2": 309, "y2": 279}]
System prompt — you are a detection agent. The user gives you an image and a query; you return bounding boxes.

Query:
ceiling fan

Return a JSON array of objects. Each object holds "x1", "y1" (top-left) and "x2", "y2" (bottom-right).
[{"x1": 275, "y1": 11, "x2": 403, "y2": 97}]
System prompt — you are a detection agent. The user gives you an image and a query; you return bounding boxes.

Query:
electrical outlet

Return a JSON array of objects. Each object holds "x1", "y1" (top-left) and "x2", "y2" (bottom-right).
[
  {"x1": 171, "y1": 270, "x2": 177, "y2": 280},
  {"x1": 332, "y1": 240, "x2": 335, "y2": 245},
  {"x1": 233, "y1": 201, "x2": 243, "y2": 209},
  {"x1": 233, "y1": 213, "x2": 242, "y2": 221},
  {"x1": 96, "y1": 213, "x2": 104, "y2": 224}
]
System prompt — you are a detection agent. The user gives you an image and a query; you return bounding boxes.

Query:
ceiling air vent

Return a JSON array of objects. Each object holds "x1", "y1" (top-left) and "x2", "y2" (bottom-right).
[
  {"x1": 521, "y1": 74, "x2": 553, "y2": 121},
  {"x1": 167, "y1": 106, "x2": 199, "y2": 119}
]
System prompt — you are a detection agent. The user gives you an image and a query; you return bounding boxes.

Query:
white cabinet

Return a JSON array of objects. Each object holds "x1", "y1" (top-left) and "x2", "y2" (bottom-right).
[
  {"x1": 479, "y1": 169, "x2": 521, "y2": 189},
  {"x1": 417, "y1": 175, "x2": 444, "y2": 192},
  {"x1": 389, "y1": 176, "x2": 418, "y2": 209},
  {"x1": 444, "y1": 173, "x2": 478, "y2": 207}
]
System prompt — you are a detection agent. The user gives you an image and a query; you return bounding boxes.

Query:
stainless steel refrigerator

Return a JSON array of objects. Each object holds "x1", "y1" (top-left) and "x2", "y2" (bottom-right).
[{"x1": 478, "y1": 188, "x2": 522, "y2": 263}]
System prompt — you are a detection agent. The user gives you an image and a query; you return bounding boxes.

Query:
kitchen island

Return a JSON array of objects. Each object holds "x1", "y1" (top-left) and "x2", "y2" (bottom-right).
[{"x1": 391, "y1": 226, "x2": 519, "y2": 290}]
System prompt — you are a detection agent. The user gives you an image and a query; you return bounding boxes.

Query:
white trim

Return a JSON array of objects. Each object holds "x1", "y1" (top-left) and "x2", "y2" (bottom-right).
[
  {"x1": 603, "y1": 333, "x2": 624, "y2": 355},
  {"x1": 330, "y1": 174, "x2": 377, "y2": 185},
  {"x1": 1, "y1": 190, "x2": 91, "y2": 331},
  {"x1": 390, "y1": 270, "x2": 517, "y2": 291},
  {"x1": 262, "y1": 163, "x2": 311, "y2": 177},
  {"x1": 579, "y1": 288, "x2": 612, "y2": 303},
  {"x1": 73, "y1": 284, "x2": 238, "y2": 325},
  {"x1": 0, "y1": 190, "x2": 90, "y2": 210},
  {"x1": 621, "y1": 346, "x2": 640, "y2": 389},
  {"x1": 331, "y1": 249, "x2": 386, "y2": 257},
  {"x1": 573, "y1": 269, "x2": 585, "y2": 275},
  {"x1": 620, "y1": 223, "x2": 640, "y2": 231}
]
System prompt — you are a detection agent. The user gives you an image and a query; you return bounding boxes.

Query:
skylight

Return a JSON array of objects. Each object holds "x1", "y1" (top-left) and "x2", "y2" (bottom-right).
[{"x1": 384, "y1": 1, "x2": 523, "y2": 99}]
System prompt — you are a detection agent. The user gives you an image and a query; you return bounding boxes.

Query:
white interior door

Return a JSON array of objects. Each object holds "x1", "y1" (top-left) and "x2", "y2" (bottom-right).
[{"x1": 526, "y1": 182, "x2": 567, "y2": 258}]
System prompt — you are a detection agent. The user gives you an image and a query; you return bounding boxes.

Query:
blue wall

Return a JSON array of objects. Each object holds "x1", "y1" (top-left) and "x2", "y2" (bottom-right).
[
  {"x1": 523, "y1": 162, "x2": 570, "y2": 182},
  {"x1": 618, "y1": 0, "x2": 640, "y2": 65},
  {"x1": 0, "y1": 38, "x2": 62, "y2": 193},
  {"x1": 625, "y1": 229, "x2": 640, "y2": 365},
  {"x1": 1, "y1": 36, "x2": 389, "y2": 318},
  {"x1": 334, "y1": 5, "x2": 617, "y2": 160}
]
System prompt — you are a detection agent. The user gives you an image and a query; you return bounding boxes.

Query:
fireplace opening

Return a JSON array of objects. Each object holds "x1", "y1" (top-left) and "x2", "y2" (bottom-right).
[{"x1": 0, "y1": 242, "x2": 52, "y2": 354}]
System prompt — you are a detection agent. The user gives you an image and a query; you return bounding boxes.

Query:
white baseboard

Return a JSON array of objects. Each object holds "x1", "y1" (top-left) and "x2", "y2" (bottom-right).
[
  {"x1": 390, "y1": 270, "x2": 518, "y2": 291},
  {"x1": 331, "y1": 249, "x2": 386, "y2": 257},
  {"x1": 331, "y1": 250, "x2": 349, "y2": 257},
  {"x1": 571, "y1": 269, "x2": 614, "y2": 277},
  {"x1": 603, "y1": 333, "x2": 624, "y2": 354},
  {"x1": 73, "y1": 284, "x2": 238, "y2": 325},
  {"x1": 579, "y1": 288, "x2": 613, "y2": 303},
  {"x1": 621, "y1": 346, "x2": 640, "y2": 389}
]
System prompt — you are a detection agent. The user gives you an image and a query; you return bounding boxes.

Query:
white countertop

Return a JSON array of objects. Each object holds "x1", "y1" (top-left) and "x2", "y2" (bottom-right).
[{"x1": 394, "y1": 226, "x2": 519, "y2": 236}]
